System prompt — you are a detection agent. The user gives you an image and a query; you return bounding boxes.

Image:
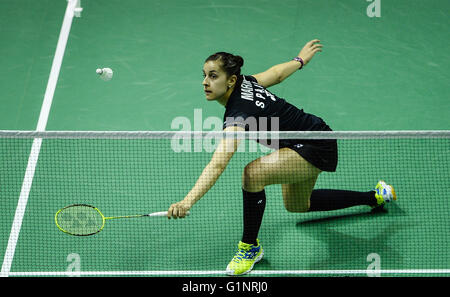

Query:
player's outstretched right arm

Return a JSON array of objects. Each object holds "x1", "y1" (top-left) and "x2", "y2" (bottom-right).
[{"x1": 167, "y1": 126, "x2": 244, "y2": 219}]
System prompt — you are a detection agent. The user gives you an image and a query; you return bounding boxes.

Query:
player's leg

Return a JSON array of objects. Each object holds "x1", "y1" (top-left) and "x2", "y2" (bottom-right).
[
  {"x1": 227, "y1": 147, "x2": 318, "y2": 275},
  {"x1": 283, "y1": 179, "x2": 397, "y2": 213},
  {"x1": 239, "y1": 146, "x2": 398, "y2": 236},
  {"x1": 241, "y1": 147, "x2": 320, "y2": 193},
  {"x1": 284, "y1": 183, "x2": 380, "y2": 212},
  {"x1": 240, "y1": 148, "x2": 321, "y2": 243},
  {"x1": 283, "y1": 182, "x2": 397, "y2": 214},
  {"x1": 281, "y1": 175, "x2": 319, "y2": 213},
  {"x1": 226, "y1": 148, "x2": 397, "y2": 275},
  {"x1": 279, "y1": 143, "x2": 397, "y2": 212}
]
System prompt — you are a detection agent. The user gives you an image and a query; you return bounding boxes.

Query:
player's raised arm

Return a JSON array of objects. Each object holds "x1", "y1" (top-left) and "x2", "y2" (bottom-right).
[{"x1": 252, "y1": 39, "x2": 323, "y2": 88}]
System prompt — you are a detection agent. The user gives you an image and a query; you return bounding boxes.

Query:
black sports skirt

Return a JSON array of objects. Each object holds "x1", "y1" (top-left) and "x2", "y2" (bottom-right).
[{"x1": 280, "y1": 127, "x2": 338, "y2": 172}]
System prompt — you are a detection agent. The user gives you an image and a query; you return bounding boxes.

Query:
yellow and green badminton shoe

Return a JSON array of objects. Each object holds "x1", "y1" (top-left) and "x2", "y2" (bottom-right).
[
  {"x1": 226, "y1": 240, "x2": 264, "y2": 276},
  {"x1": 374, "y1": 180, "x2": 397, "y2": 207}
]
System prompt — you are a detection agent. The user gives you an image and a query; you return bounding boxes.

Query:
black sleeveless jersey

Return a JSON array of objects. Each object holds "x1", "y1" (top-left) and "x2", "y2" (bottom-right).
[
  {"x1": 223, "y1": 75, "x2": 331, "y2": 146},
  {"x1": 223, "y1": 75, "x2": 338, "y2": 171}
]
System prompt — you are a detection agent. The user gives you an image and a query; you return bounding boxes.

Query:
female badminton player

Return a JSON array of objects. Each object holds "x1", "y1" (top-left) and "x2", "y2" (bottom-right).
[{"x1": 167, "y1": 39, "x2": 397, "y2": 275}]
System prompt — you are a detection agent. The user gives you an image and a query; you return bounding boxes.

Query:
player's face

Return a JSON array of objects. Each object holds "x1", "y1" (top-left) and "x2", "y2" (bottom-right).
[{"x1": 202, "y1": 60, "x2": 233, "y2": 102}]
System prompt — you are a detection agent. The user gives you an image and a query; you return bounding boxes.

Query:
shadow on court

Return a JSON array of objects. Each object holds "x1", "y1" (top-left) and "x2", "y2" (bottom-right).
[
  {"x1": 295, "y1": 205, "x2": 412, "y2": 271},
  {"x1": 297, "y1": 203, "x2": 408, "y2": 225}
]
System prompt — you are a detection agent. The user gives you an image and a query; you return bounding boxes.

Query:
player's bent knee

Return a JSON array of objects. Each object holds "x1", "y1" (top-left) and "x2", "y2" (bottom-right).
[
  {"x1": 242, "y1": 163, "x2": 266, "y2": 191},
  {"x1": 282, "y1": 190, "x2": 310, "y2": 213},
  {"x1": 284, "y1": 202, "x2": 309, "y2": 213}
]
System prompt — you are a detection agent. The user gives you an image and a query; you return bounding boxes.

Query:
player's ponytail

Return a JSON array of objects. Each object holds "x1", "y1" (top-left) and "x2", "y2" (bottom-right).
[{"x1": 205, "y1": 52, "x2": 244, "y2": 77}]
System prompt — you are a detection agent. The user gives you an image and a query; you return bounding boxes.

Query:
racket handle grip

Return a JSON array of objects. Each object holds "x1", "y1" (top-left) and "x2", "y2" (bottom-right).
[{"x1": 148, "y1": 211, "x2": 191, "y2": 217}]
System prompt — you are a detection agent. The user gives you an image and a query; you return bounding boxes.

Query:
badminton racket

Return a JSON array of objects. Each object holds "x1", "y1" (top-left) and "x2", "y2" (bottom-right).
[{"x1": 55, "y1": 204, "x2": 190, "y2": 236}]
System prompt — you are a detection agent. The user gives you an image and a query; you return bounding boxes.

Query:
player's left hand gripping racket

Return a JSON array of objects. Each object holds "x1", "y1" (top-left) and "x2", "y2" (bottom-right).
[{"x1": 55, "y1": 204, "x2": 190, "y2": 236}]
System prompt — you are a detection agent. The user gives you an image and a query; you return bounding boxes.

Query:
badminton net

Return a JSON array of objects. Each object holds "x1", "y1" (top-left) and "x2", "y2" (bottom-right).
[{"x1": 1, "y1": 130, "x2": 449, "y2": 276}]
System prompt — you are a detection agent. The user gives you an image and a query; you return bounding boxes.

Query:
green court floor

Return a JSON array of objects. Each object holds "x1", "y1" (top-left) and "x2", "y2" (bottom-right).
[{"x1": 1, "y1": 0, "x2": 449, "y2": 276}]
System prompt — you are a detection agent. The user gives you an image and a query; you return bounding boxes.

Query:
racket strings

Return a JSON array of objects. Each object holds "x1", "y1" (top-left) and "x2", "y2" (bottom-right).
[{"x1": 56, "y1": 205, "x2": 104, "y2": 235}]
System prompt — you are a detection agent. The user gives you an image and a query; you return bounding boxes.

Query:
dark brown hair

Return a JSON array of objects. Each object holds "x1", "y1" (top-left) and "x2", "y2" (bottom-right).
[{"x1": 205, "y1": 52, "x2": 244, "y2": 77}]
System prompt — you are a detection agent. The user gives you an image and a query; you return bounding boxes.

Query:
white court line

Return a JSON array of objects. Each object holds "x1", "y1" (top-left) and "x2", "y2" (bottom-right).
[
  {"x1": 7, "y1": 269, "x2": 450, "y2": 277},
  {"x1": 1, "y1": 0, "x2": 80, "y2": 277}
]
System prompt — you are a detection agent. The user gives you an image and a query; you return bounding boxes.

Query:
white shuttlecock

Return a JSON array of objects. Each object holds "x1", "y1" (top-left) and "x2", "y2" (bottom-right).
[{"x1": 96, "y1": 67, "x2": 113, "y2": 81}]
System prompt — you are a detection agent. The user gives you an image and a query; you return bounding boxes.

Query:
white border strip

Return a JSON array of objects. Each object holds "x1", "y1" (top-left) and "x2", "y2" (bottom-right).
[
  {"x1": 0, "y1": 130, "x2": 449, "y2": 139},
  {"x1": 0, "y1": 138, "x2": 42, "y2": 277},
  {"x1": 1, "y1": 0, "x2": 79, "y2": 278},
  {"x1": 35, "y1": 0, "x2": 78, "y2": 132},
  {"x1": 7, "y1": 269, "x2": 450, "y2": 276}
]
